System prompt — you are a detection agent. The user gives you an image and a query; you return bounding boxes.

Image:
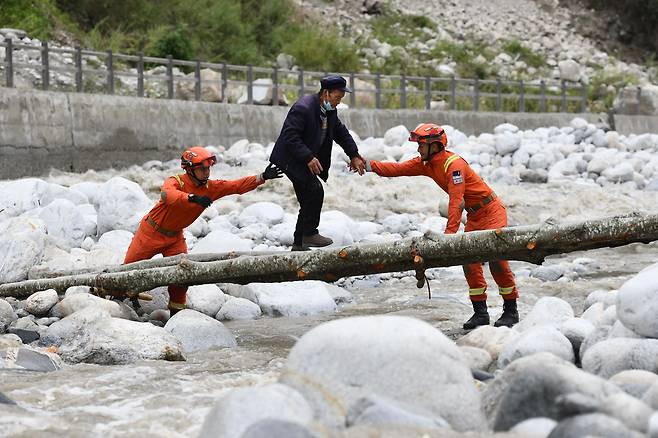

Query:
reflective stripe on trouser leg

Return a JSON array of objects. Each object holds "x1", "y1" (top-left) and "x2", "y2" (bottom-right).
[
  {"x1": 463, "y1": 263, "x2": 488, "y2": 302},
  {"x1": 168, "y1": 285, "x2": 188, "y2": 310},
  {"x1": 489, "y1": 260, "x2": 519, "y2": 300}
]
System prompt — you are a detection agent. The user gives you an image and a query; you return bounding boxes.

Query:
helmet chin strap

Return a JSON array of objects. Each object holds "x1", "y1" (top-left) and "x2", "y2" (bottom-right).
[
  {"x1": 420, "y1": 143, "x2": 443, "y2": 162},
  {"x1": 186, "y1": 168, "x2": 208, "y2": 186}
]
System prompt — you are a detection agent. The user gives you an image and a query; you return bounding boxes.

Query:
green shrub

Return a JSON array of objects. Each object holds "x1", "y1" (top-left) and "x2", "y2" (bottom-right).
[
  {"x1": 148, "y1": 26, "x2": 194, "y2": 60},
  {"x1": 282, "y1": 27, "x2": 362, "y2": 72},
  {"x1": 502, "y1": 39, "x2": 545, "y2": 68},
  {"x1": 371, "y1": 10, "x2": 434, "y2": 46}
]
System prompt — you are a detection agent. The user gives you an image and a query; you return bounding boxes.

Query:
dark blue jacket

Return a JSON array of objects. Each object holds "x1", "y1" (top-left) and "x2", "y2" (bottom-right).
[{"x1": 270, "y1": 93, "x2": 359, "y2": 182}]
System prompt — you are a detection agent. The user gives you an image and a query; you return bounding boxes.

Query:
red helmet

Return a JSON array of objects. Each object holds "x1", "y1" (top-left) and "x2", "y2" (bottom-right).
[
  {"x1": 409, "y1": 123, "x2": 447, "y2": 147},
  {"x1": 181, "y1": 146, "x2": 217, "y2": 169}
]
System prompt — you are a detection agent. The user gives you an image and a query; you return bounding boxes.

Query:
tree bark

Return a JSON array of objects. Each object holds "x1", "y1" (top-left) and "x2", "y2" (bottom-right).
[{"x1": 2, "y1": 213, "x2": 657, "y2": 299}]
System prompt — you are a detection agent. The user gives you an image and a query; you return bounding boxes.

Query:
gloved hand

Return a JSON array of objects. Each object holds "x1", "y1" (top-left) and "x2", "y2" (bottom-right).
[
  {"x1": 188, "y1": 194, "x2": 212, "y2": 208},
  {"x1": 262, "y1": 163, "x2": 284, "y2": 180}
]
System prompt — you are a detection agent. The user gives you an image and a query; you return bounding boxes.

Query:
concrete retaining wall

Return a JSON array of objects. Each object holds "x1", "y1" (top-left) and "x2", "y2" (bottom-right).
[{"x1": 1, "y1": 87, "x2": 656, "y2": 179}]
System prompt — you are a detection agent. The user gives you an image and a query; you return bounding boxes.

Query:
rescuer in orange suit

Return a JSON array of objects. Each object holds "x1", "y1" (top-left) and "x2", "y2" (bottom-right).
[
  {"x1": 364, "y1": 123, "x2": 519, "y2": 329},
  {"x1": 123, "y1": 146, "x2": 283, "y2": 315}
]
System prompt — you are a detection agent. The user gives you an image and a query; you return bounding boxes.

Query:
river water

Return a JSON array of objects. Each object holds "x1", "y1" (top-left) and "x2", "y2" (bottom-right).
[{"x1": 1, "y1": 166, "x2": 658, "y2": 437}]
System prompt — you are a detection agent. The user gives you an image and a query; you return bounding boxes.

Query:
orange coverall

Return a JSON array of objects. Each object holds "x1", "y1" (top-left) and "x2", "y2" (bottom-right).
[
  {"x1": 370, "y1": 150, "x2": 518, "y2": 302},
  {"x1": 124, "y1": 172, "x2": 264, "y2": 309}
]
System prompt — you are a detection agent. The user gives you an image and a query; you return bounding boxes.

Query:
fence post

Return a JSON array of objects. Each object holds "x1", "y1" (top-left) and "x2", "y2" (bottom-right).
[
  {"x1": 194, "y1": 59, "x2": 201, "y2": 101},
  {"x1": 41, "y1": 41, "x2": 49, "y2": 90},
  {"x1": 450, "y1": 76, "x2": 456, "y2": 110},
  {"x1": 375, "y1": 73, "x2": 381, "y2": 109},
  {"x1": 272, "y1": 66, "x2": 279, "y2": 106},
  {"x1": 166, "y1": 55, "x2": 174, "y2": 99},
  {"x1": 222, "y1": 62, "x2": 228, "y2": 103},
  {"x1": 540, "y1": 80, "x2": 546, "y2": 112},
  {"x1": 635, "y1": 86, "x2": 642, "y2": 115},
  {"x1": 473, "y1": 78, "x2": 479, "y2": 111},
  {"x1": 349, "y1": 72, "x2": 356, "y2": 107},
  {"x1": 519, "y1": 79, "x2": 525, "y2": 112},
  {"x1": 106, "y1": 50, "x2": 114, "y2": 94},
  {"x1": 425, "y1": 76, "x2": 431, "y2": 110},
  {"x1": 581, "y1": 82, "x2": 588, "y2": 113},
  {"x1": 75, "y1": 46, "x2": 83, "y2": 92},
  {"x1": 247, "y1": 64, "x2": 253, "y2": 105},
  {"x1": 496, "y1": 78, "x2": 502, "y2": 111},
  {"x1": 137, "y1": 52, "x2": 144, "y2": 97},
  {"x1": 298, "y1": 69, "x2": 304, "y2": 99},
  {"x1": 5, "y1": 38, "x2": 14, "y2": 88},
  {"x1": 400, "y1": 74, "x2": 407, "y2": 109},
  {"x1": 560, "y1": 81, "x2": 567, "y2": 112}
]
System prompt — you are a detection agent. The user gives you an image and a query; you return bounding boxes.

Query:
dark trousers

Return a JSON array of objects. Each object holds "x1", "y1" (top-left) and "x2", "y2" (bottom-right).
[{"x1": 289, "y1": 173, "x2": 324, "y2": 245}]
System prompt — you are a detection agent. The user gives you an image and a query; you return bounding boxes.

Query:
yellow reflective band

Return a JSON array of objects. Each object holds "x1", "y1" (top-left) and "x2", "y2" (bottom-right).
[
  {"x1": 168, "y1": 302, "x2": 187, "y2": 310},
  {"x1": 469, "y1": 287, "x2": 486, "y2": 296},
  {"x1": 443, "y1": 154, "x2": 460, "y2": 173},
  {"x1": 173, "y1": 174, "x2": 185, "y2": 189},
  {"x1": 499, "y1": 286, "x2": 515, "y2": 294}
]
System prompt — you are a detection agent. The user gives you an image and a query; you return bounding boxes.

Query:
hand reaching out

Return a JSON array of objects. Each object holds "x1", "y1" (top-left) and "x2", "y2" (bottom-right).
[{"x1": 262, "y1": 163, "x2": 284, "y2": 180}]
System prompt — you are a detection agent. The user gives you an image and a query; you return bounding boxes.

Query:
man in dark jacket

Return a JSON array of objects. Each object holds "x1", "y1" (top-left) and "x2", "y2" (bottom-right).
[{"x1": 270, "y1": 75, "x2": 365, "y2": 251}]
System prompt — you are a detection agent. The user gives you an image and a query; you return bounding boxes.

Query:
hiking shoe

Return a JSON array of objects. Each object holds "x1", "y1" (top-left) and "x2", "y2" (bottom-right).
[
  {"x1": 463, "y1": 300, "x2": 490, "y2": 330},
  {"x1": 494, "y1": 299, "x2": 519, "y2": 327},
  {"x1": 291, "y1": 244, "x2": 311, "y2": 251},
  {"x1": 302, "y1": 233, "x2": 333, "y2": 247}
]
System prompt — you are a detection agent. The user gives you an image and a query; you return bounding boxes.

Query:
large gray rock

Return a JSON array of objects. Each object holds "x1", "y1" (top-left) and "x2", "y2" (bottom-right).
[
  {"x1": 346, "y1": 395, "x2": 449, "y2": 430},
  {"x1": 600, "y1": 392, "x2": 654, "y2": 433},
  {"x1": 0, "y1": 217, "x2": 47, "y2": 283},
  {"x1": 185, "y1": 284, "x2": 227, "y2": 317},
  {"x1": 547, "y1": 413, "x2": 641, "y2": 438},
  {"x1": 280, "y1": 315, "x2": 486, "y2": 432},
  {"x1": 215, "y1": 297, "x2": 261, "y2": 321},
  {"x1": 0, "y1": 346, "x2": 61, "y2": 372},
  {"x1": 50, "y1": 292, "x2": 137, "y2": 320},
  {"x1": 0, "y1": 299, "x2": 17, "y2": 334},
  {"x1": 482, "y1": 353, "x2": 620, "y2": 431},
  {"x1": 242, "y1": 419, "x2": 319, "y2": 438},
  {"x1": 498, "y1": 326, "x2": 575, "y2": 368},
  {"x1": 456, "y1": 325, "x2": 519, "y2": 361},
  {"x1": 616, "y1": 262, "x2": 658, "y2": 338},
  {"x1": 42, "y1": 307, "x2": 184, "y2": 364},
  {"x1": 581, "y1": 338, "x2": 658, "y2": 378},
  {"x1": 25, "y1": 289, "x2": 59, "y2": 317},
  {"x1": 164, "y1": 309, "x2": 236, "y2": 352},
  {"x1": 560, "y1": 317, "x2": 595, "y2": 360},
  {"x1": 199, "y1": 384, "x2": 313, "y2": 438},
  {"x1": 515, "y1": 296, "x2": 574, "y2": 332},
  {"x1": 509, "y1": 417, "x2": 557, "y2": 437},
  {"x1": 609, "y1": 370, "x2": 658, "y2": 398}
]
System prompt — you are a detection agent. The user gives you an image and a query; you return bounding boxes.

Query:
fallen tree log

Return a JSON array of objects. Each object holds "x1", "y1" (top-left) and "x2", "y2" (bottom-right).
[
  {"x1": 1, "y1": 213, "x2": 657, "y2": 299},
  {"x1": 27, "y1": 251, "x2": 281, "y2": 279}
]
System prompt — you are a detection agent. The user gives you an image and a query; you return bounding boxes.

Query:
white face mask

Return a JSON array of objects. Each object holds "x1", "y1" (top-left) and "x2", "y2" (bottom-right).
[{"x1": 322, "y1": 99, "x2": 334, "y2": 111}]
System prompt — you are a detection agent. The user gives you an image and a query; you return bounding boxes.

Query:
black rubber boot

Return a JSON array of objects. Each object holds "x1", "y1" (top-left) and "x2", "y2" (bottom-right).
[
  {"x1": 463, "y1": 300, "x2": 490, "y2": 330},
  {"x1": 494, "y1": 299, "x2": 519, "y2": 327}
]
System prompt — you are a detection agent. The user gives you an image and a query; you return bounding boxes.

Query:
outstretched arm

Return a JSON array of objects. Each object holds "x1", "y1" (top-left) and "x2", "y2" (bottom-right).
[{"x1": 369, "y1": 157, "x2": 427, "y2": 177}]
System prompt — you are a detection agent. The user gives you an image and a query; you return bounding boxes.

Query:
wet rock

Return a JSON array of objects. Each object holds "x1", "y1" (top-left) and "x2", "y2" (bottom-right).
[
  {"x1": 0, "y1": 392, "x2": 16, "y2": 405},
  {"x1": 246, "y1": 281, "x2": 336, "y2": 317},
  {"x1": 642, "y1": 380, "x2": 658, "y2": 410},
  {"x1": 515, "y1": 296, "x2": 574, "y2": 332},
  {"x1": 581, "y1": 338, "x2": 658, "y2": 378},
  {"x1": 0, "y1": 299, "x2": 18, "y2": 334},
  {"x1": 600, "y1": 392, "x2": 653, "y2": 433},
  {"x1": 519, "y1": 169, "x2": 548, "y2": 183},
  {"x1": 215, "y1": 297, "x2": 261, "y2": 321},
  {"x1": 43, "y1": 307, "x2": 183, "y2": 364},
  {"x1": 186, "y1": 284, "x2": 227, "y2": 317},
  {"x1": 554, "y1": 392, "x2": 600, "y2": 418},
  {"x1": 584, "y1": 289, "x2": 618, "y2": 311},
  {"x1": 547, "y1": 413, "x2": 641, "y2": 438},
  {"x1": 559, "y1": 317, "x2": 595, "y2": 361},
  {"x1": 164, "y1": 309, "x2": 236, "y2": 352},
  {"x1": 0, "y1": 347, "x2": 60, "y2": 372},
  {"x1": 199, "y1": 383, "x2": 312, "y2": 438},
  {"x1": 50, "y1": 292, "x2": 137, "y2": 320},
  {"x1": 459, "y1": 346, "x2": 493, "y2": 371},
  {"x1": 280, "y1": 315, "x2": 486, "y2": 432},
  {"x1": 346, "y1": 394, "x2": 450, "y2": 430},
  {"x1": 482, "y1": 353, "x2": 620, "y2": 431},
  {"x1": 456, "y1": 325, "x2": 519, "y2": 361},
  {"x1": 498, "y1": 326, "x2": 575, "y2": 368},
  {"x1": 8, "y1": 327, "x2": 40, "y2": 344},
  {"x1": 509, "y1": 417, "x2": 557, "y2": 437},
  {"x1": 579, "y1": 325, "x2": 611, "y2": 359},
  {"x1": 530, "y1": 265, "x2": 565, "y2": 282},
  {"x1": 609, "y1": 370, "x2": 658, "y2": 398},
  {"x1": 25, "y1": 289, "x2": 59, "y2": 317},
  {"x1": 242, "y1": 419, "x2": 318, "y2": 438},
  {"x1": 616, "y1": 262, "x2": 658, "y2": 338}
]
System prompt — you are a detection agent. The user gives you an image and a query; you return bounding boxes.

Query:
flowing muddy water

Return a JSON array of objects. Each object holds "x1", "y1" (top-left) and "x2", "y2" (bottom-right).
[
  {"x1": 2, "y1": 241, "x2": 656, "y2": 437},
  {"x1": 2, "y1": 165, "x2": 658, "y2": 437}
]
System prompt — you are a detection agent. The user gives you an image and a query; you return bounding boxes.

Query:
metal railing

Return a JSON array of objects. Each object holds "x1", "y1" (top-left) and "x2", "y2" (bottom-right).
[{"x1": 1, "y1": 38, "x2": 593, "y2": 113}]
